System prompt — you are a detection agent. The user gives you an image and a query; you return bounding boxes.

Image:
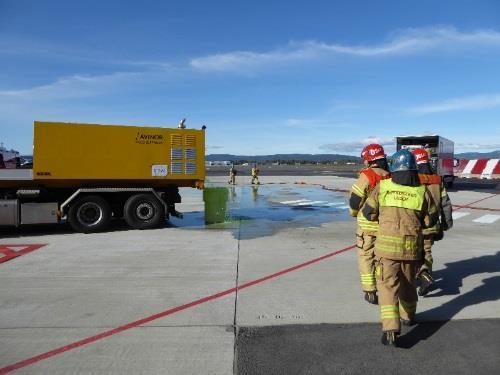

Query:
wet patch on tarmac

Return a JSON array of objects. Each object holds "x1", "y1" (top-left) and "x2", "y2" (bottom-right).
[
  {"x1": 171, "y1": 185, "x2": 350, "y2": 239},
  {"x1": 0, "y1": 185, "x2": 350, "y2": 239}
]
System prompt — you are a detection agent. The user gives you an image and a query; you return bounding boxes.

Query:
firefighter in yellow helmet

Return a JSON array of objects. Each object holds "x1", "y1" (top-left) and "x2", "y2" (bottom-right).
[
  {"x1": 349, "y1": 144, "x2": 390, "y2": 304},
  {"x1": 251, "y1": 164, "x2": 260, "y2": 185},
  {"x1": 362, "y1": 149, "x2": 438, "y2": 346},
  {"x1": 411, "y1": 148, "x2": 453, "y2": 296}
]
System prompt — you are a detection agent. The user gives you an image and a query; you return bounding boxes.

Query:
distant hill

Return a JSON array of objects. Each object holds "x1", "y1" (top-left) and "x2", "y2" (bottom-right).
[
  {"x1": 207, "y1": 150, "x2": 500, "y2": 163},
  {"x1": 455, "y1": 150, "x2": 500, "y2": 159},
  {"x1": 206, "y1": 153, "x2": 361, "y2": 162}
]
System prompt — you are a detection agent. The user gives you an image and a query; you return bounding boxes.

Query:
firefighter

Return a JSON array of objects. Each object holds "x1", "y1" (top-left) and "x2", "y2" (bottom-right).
[
  {"x1": 228, "y1": 164, "x2": 237, "y2": 185},
  {"x1": 412, "y1": 148, "x2": 453, "y2": 296},
  {"x1": 251, "y1": 165, "x2": 260, "y2": 185},
  {"x1": 349, "y1": 144, "x2": 390, "y2": 304},
  {"x1": 362, "y1": 149, "x2": 438, "y2": 346}
]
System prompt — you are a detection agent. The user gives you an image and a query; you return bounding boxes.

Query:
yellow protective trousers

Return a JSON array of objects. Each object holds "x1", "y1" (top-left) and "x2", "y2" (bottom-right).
[
  {"x1": 356, "y1": 231, "x2": 377, "y2": 292},
  {"x1": 376, "y1": 257, "x2": 419, "y2": 332}
]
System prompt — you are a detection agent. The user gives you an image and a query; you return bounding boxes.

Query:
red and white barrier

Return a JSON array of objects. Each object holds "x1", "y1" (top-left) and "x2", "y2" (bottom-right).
[{"x1": 454, "y1": 159, "x2": 500, "y2": 179}]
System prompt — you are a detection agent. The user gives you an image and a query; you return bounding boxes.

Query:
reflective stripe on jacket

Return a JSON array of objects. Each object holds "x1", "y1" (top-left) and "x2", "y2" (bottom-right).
[
  {"x1": 349, "y1": 166, "x2": 390, "y2": 234},
  {"x1": 418, "y1": 173, "x2": 453, "y2": 234},
  {"x1": 362, "y1": 179, "x2": 438, "y2": 261}
]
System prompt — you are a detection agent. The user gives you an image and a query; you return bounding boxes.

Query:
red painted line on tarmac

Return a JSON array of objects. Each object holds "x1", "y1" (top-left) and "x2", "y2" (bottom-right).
[
  {"x1": 306, "y1": 182, "x2": 349, "y2": 194},
  {"x1": 0, "y1": 244, "x2": 356, "y2": 374},
  {"x1": 4, "y1": 189, "x2": 494, "y2": 373},
  {"x1": 237, "y1": 245, "x2": 355, "y2": 291},
  {"x1": 0, "y1": 245, "x2": 46, "y2": 264},
  {"x1": 452, "y1": 204, "x2": 500, "y2": 212},
  {"x1": 322, "y1": 186, "x2": 349, "y2": 193},
  {"x1": 453, "y1": 194, "x2": 499, "y2": 211}
]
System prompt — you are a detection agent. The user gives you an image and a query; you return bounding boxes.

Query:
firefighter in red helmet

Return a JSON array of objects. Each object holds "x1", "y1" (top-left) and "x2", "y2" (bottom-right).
[
  {"x1": 411, "y1": 148, "x2": 453, "y2": 296},
  {"x1": 349, "y1": 144, "x2": 391, "y2": 304}
]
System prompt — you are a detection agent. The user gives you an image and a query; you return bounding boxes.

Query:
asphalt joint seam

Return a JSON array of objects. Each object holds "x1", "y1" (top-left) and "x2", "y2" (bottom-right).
[{"x1": 232, "y1": 218, "x2": 242, "y2": 375}]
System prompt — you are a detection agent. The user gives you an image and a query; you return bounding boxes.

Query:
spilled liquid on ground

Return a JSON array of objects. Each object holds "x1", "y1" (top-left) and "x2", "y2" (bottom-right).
[{"x1": 171, "y1": 185, "x2": 351, "y2": 239}]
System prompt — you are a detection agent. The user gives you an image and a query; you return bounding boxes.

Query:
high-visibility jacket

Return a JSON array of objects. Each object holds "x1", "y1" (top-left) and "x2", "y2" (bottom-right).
[
  {"x1": 349, "y1": 166, "x2": 390, "y2": 234},
  {"x1": 418, "y1": 173, "x2": 453, "y2": 234},
  {"x1": 362, "y1": 179, "x2": 438, "y2": 260},
  {"x1": 251, "y1": 168, "x2": 259, "y2": 177}
]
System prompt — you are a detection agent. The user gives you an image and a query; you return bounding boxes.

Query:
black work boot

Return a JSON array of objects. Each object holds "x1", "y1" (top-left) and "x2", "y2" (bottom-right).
[
  {"x1": 364, "y1": 291, "x2": 378, "y2": 305},
  {"x1": 418, "y1": 270, "x2": 434, "y2": 296},
  {"x1": 401, "y1": 318, "x2": 415, "y2": 326},
  {"x1": 381, "y1": 331, "x2": 399, "y2": 347}
]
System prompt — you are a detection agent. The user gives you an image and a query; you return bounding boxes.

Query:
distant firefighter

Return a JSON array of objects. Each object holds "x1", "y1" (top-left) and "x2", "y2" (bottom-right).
[
  {"x1": 349, "y1": 144, "x2": 390, "y2": 305},
  {"x1": 411, "y1": 148, "x2": 453, "y2": 296},
  {"x1": 228, "y1": 164, "x2": 237, "y2": 185},
  {"x1": 251, "y1": 165, "x2": 260, "y2": 185}
]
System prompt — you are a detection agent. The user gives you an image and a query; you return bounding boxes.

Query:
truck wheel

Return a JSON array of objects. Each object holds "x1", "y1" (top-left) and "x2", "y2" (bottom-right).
[
  {"x1": 124, "y1": 194, "x2": 165, "y2": 229},
  {"x1": 68, "y1": 195, "x2": 111, "y2": 233}
]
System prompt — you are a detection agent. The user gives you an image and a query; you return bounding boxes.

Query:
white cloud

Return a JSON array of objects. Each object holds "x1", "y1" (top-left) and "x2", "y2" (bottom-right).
[
  {"x1": 409, "y1": 94, "x2": 500, "y2": 114},
  {"x1": 319, "y1": 136, "x2": 395, "y2": 153},
  {"x1": 0, "y1": 71, "x2": 144, "y2": 100},
  {"x1": 190, "y1": 26, "x2": 500, "y2": 73},
  {"x1": 4, "y1": 26, "x2": 500, "y2": 101},
  {"x1": 456, "y1": 142, "x2": 500, "y2": 151}
]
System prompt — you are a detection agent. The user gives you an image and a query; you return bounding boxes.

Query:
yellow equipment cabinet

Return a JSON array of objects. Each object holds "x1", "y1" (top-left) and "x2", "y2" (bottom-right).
[
  {"x1": 33, "y1": 121, "x2": 205, "y2": 188},
  {"x1": 0, "y1": 121, "x2": 206, "y2": 233}
]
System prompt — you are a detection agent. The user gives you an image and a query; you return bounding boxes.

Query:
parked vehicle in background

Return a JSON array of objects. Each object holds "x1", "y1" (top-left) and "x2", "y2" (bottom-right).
[
  {"x1": 0, "y1": 144, "x2": 20, "y2": 169},
  {"x1": 0, "y1": 121, "x2": 205, "y2": 232},
  {"x1": 396, "y1": 135, "x2": 454, "y2": 187}
]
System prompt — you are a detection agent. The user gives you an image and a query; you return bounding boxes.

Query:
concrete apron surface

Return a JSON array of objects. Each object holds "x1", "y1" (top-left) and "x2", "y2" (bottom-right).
[{"x1": 0, "y1": 175, "x2": 499, "y2": 374}]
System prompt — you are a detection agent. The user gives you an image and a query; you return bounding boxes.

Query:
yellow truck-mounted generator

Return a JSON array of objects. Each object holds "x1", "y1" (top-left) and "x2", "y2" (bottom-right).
[{"x1": 0, "y1": 121, "x2": 206, "y2": 232}]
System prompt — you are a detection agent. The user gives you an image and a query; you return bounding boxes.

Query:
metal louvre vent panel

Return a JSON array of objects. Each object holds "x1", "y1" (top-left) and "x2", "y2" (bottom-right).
[
  {"x1": 185, "y1": 148, "x2": 196, "y2": 160},
  {"x1": 171, "y1": 148, "x2": 183, "y2": 160},
  {"x1": 185, "y1": 135, "x2": 196, "y2": 147},
  {"x1": 185, "y1": 163, "x2": 197, "y2": 174},
  {"x1": 171, "y1": 134, "x2": 182, "y2": 147},
  {"x1": 171, "y1": 162, "x2": 183, "y2": 174}
]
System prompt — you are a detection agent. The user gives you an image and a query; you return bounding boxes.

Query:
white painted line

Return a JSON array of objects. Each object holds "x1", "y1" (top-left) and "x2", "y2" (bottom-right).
[
  {"x1": 481, "y1": 159, "x2": 500, "y2": 179},
  {"x1": 452, "y1": 212, "x2": 470, "y2": 220},
  {"x1": 280, "y1": 199, "x2": 309, "y2": 205},
  {"x1": 472, "y1": 214, "x2": 500, "y2": 224},
  {"x1": 295, "y1": 200, "x2": 326, "y2": 206},
  {"x1": 331, "y1": 204, "x2": 349, "y2": 210}
]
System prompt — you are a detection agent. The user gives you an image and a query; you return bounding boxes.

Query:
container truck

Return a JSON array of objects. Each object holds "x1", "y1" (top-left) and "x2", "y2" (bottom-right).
[
  {"x1": 0, "y1": 121, "x2": 205, "y2": 232},
  {"x1": 396, "y1": 135, "x2": 454, "y2": 187}
]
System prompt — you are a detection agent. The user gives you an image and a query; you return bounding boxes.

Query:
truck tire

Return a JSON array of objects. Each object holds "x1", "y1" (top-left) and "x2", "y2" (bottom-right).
[
  {"x1": 123, "y1": 194, "x2": 165, "y2": 229},
  {"x1": 68, "y1": 195, "x2": 111, "y2": 233}
]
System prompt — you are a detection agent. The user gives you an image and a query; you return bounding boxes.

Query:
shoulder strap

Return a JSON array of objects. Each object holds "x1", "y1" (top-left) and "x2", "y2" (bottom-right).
[
  {"x1": 419, "y1": 174, "x2": 441, "y2": 185},
  {"x1": 361, "y1": 168, "x2": 390, "y2": 190}
]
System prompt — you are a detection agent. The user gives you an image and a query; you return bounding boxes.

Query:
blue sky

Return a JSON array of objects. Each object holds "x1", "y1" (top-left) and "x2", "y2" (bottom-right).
[{"x1": 1, "y1": 0, "x2": 500, "y2": 155}]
